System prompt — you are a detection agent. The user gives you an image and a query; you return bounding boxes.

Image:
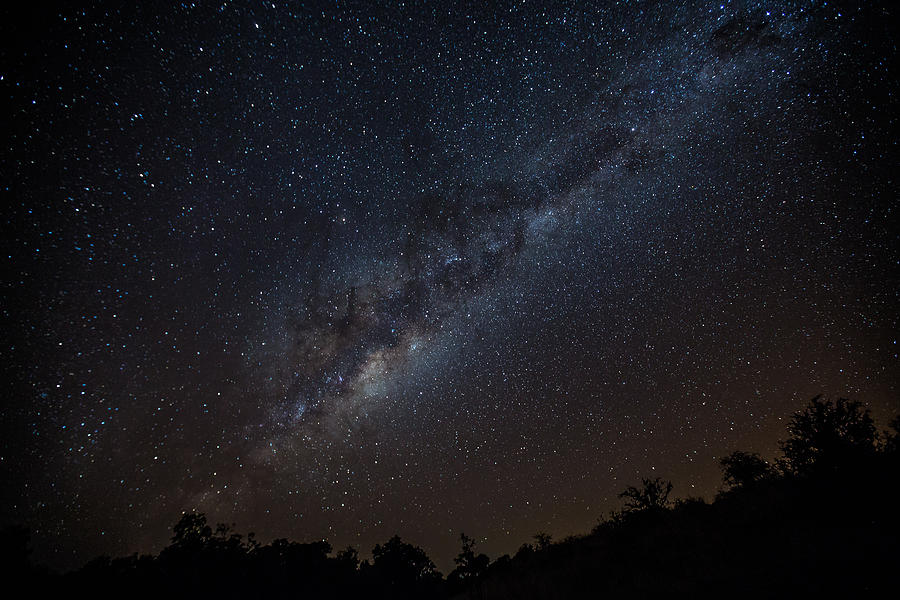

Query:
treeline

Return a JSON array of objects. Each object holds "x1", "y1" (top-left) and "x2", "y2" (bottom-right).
[{"x1": 3, "y1": 395, "x2": 898, "y2": 598}]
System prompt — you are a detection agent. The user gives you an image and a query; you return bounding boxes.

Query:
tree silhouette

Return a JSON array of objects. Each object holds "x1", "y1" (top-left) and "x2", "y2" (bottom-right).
[
  {"x1": 370, "y1": 535, "x2": 442, "y2": 597},
  {"x1": 170, "y1": 512, "x2": 213, "y2": 550},
  {"x1": 335, "y1": 545, "x2": 360, "y2": 571},
  {"x1": 779, "y1": 395, "x2": 878, "y2": 474},
  {"x1": 884, "y1": 415, "x2": 900, "y2": 453},
  {"x1": 0, "y1": 525, "x2": 36, "y2": 585},
  {"x1": 532, "y1": 532, "x2": 552, "y2": 550},
  {"x1": 449, "y1": 532, "x2": 490, "y2": 592},
  {"x1": 719, "y1": 450, "x2": 773, "y2": 489},
  {"x1": 618, "y1": 477, "x2": 673, "y2": 513},
  {"x1": 13, "y1": 394, "x2": 899, "y2": 599}
]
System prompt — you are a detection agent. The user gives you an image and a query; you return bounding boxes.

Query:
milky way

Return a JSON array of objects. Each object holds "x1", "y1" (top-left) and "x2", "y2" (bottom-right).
[{"x1": 2, "y1": 1, "x2": 897, "y2": 571}]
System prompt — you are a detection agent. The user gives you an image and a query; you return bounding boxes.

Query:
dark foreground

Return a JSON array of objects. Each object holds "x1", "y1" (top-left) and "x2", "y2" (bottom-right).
[{"x1": 3, "y1": 396, "x2": 898, "y2": 598}]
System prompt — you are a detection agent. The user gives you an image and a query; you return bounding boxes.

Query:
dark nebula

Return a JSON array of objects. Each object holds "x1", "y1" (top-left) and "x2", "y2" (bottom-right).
[{"x1": 1, "y1": 0, "x2": 897, "y2": 572}]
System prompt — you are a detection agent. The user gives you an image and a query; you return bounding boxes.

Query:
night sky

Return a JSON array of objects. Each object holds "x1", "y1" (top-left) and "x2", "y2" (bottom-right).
[{"x1": 2, "y1": 0, "x2": 897, "y2": 572}]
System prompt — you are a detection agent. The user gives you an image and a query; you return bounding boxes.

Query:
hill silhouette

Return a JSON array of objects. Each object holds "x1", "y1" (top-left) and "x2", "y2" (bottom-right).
[{"x1": 2, "y1": 395, "x2": 897, "y2": 598}]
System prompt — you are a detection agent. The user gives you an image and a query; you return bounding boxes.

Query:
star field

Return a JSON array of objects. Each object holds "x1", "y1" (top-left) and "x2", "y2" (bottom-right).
[{"x1": 2, "y1": 0, "x2": 897, "y2": 571}]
